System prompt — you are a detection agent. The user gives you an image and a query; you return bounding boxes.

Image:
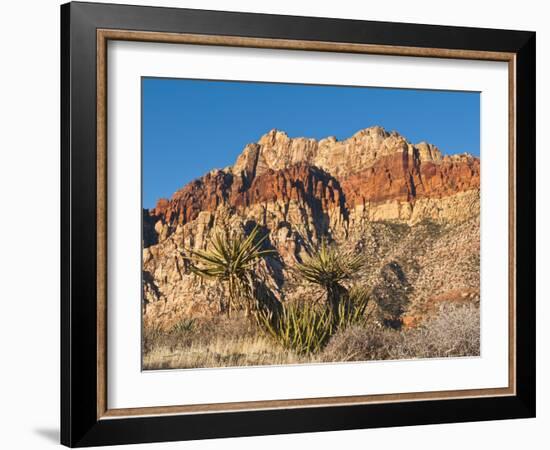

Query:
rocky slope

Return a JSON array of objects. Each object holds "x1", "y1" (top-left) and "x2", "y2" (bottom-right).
[{"x1": 143, "y1": 126, "x2": 480, "y2": 329}]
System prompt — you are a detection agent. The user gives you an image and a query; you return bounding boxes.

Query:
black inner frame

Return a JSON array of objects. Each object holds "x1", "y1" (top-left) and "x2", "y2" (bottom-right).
[{"x1": 61, "y1": 2, "x2": 536, "y2": 447}]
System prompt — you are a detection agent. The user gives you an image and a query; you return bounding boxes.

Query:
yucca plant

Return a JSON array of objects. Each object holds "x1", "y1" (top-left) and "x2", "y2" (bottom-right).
[
  {"x1": 334, "y1": 286, "x2": 373, "y2": 330},
  {"x1": 255, "y1": 287, "x2": 373, "y2": 355},
  {"x1": 184, "y1": 224, "x2": 275, "y2": 318},
  {"x1": 169, "y1": 318, "x2": 196, "y2": 334},
  {"x1": 255, "y1": 302, "x2": 333, "y2": 355},
  {"x1": 295, "y1": 238, "x2": 365, "y2": 314}
]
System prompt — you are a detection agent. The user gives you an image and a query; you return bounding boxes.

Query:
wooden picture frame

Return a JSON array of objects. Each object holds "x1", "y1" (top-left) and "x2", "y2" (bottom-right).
[{"x1": 61, "y1": 1, "x2": 535, "y2": 447}]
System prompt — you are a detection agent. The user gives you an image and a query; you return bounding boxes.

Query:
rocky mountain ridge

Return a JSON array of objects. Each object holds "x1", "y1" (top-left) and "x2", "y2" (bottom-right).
[{"x1": 143, "y1": 126, "x2": 480, "y2": 329}]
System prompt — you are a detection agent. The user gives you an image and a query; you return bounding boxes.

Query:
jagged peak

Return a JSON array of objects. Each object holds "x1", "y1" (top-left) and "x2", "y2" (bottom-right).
[
  {"x1": 257, "y1": 128, "x2": 290, "y2": 144},
  {"x1": 265, "y1": 128, "x2": 287, "y2": 137},
  {"x1": 257, "y1": 126, "x2": 398, "y2": 145},
  {"x1": 230, "y1": 126, "x2": 478, "y2": 184},
  {"x1": 319, "y1": 135, "x2": 338, "y2": 145},
  {"x1": 414, "y1": 142, "x2": 476, "y2": 162},
  {"x1": 350, "y1": 125, "x2": 391, "y2": 139}
]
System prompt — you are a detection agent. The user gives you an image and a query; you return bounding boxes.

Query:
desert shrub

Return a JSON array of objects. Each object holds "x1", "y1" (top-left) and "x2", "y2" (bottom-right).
[
  {"x1": 392, "y1": 303, "x2": 480, "y2": 359},
  {"x1": 169, "y1": 318, "x2": 196, "y2": 334},
  {"x1": 142, "y1": 320, "x2": 196, "y2": 353},
  {"x1": 322, "y1": 324, "x2": 399, "y2": 362},
  {"x1": 321, "y1": 303, "x2": 480, "y2": 362}
]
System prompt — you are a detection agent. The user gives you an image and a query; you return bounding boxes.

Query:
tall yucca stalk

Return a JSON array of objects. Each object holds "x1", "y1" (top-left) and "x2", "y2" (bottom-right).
[
  {"x1": 295, "y1": 238, "x2": 365, "y2": 313},
  {"x1": 184, "y1": 224, "x2": 274, "y2": 318}
]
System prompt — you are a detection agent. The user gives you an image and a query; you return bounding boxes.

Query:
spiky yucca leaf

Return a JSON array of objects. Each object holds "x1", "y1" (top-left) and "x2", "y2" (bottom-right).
[
  {"x1": 255, "y1": 287, "x2": 373, "y2": 355},
  {"x1": 334, "y1": 286, "x2": 373, "y2": 330},
  {"x1": 184, "y1": 224, "x2": 275, "y2": 317},
  {"x1": 255, "y1": 302, "x2": 333, "y2": 355},
  {"x1": 295, "y1": 238, "x2": 365, "y2": 288},
  {"x1": 294, "y1": 238, "x2": 365, "y2": 313}
]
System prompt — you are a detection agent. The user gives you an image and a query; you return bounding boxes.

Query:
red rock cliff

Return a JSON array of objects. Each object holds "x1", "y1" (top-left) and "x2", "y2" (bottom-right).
[{"x1": 142, "y1": 127, "x2": 481, "y2": 327}]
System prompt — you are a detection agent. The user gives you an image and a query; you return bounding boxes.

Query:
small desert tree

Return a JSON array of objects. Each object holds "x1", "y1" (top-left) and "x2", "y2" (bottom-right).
[
  {"x1": 184, "y1": 224, "x2": 275, "y2": 318},
  {"x1": 295, "y1": 238, "x2": 365, "y2": 314}
]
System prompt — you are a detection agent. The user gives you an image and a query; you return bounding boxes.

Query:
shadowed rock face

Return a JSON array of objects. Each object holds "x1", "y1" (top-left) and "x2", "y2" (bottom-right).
[{"x1": 143, "y1": 127, "x2": 480, "y2": 329}]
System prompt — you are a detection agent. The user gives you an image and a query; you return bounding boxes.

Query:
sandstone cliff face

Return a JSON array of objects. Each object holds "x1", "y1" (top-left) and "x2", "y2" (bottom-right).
[{"x1": 143, "y1": 127, "x2": 480, "y2": 329}]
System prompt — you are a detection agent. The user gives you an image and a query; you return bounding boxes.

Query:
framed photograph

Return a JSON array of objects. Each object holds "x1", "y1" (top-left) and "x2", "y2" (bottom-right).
[{"x1": 61, "y1": 1, "x2": 536, "y2": 447}]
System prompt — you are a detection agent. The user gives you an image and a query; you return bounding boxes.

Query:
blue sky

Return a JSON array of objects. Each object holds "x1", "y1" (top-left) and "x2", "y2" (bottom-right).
[{"x1": 142, "y1": 78, "x2": 480, "y2": 208}]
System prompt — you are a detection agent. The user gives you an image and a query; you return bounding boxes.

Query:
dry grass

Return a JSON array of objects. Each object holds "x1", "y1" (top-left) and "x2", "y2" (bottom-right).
[
  {"x1": 143, "y1": 303, "x2": 479, "y2": 369},
  {"x1": 143, "y1": 334, "x2": 318, "y2": 369},
  {"x1": 142, "y1": 315, "x2": 318, "y2": 369}
]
